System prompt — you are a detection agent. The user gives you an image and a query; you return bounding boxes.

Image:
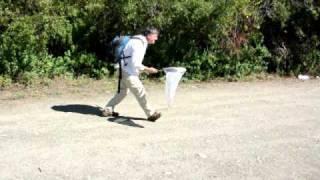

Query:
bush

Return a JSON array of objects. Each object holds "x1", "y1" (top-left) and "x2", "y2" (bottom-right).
[
  {"x1": 179, "y1": 33, "x2": 270, "y2": 80},
  {"x1": 0, "y1": 0, "x2": 319, "y2": 83},
  {"x1": 299, "y1": 49, "x2": 320, "y2": 75},
  {"x1": 0, "y1": 15, "x2": 73, "y2": 78},
  {"x1": 0, "y1": 75, "x2": 12, "y2": 88},
  {"x1": 261, "y1": 0, "x2": 320, "y2": 75}
]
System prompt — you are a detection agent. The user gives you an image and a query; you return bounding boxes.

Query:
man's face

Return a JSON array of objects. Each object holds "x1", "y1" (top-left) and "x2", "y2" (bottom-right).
[{"x1": 146, "y1": 33, "x2": 158, "y2": 44}]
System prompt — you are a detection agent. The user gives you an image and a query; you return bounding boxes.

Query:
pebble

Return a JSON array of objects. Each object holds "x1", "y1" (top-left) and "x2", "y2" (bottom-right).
[
  {"x1": 196, "y1": 153, "x2": 208, "y2": 159},
  {"x1": 256, "y1": 156, "x2": 263, "y2": 163}
]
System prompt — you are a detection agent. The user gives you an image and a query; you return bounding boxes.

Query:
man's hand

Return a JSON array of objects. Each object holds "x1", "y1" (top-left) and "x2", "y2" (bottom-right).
[{"x1": 144, "y1": 67, "x2": 159, "y2": 74}]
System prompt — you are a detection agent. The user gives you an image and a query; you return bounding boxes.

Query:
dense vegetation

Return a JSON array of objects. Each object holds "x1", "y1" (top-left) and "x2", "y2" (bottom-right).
[{"x1": 0, "y1": 0, "x2": 319, "y2": 85}]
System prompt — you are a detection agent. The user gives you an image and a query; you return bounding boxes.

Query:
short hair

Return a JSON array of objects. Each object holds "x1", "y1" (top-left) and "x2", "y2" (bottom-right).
[{"x1": 142, "y1": 27, "x2": 159, "y2": 36}]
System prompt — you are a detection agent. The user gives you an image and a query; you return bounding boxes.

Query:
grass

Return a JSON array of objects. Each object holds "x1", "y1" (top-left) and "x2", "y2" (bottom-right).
[
  {"x1": 0, "y1": 73, "x2": 285, "y2": 101},
  {"x1": 0, "y1": 76, "x2": 118, "y2": 101}
]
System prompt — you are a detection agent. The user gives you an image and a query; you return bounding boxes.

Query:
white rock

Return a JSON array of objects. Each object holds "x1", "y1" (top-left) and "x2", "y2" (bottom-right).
[{"x1": 298, "y1": 74, "x2": 310, "y2": 80}]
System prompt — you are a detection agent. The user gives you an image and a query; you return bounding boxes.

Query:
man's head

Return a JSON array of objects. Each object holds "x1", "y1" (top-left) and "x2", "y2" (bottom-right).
[{"x1": 143, "y1": 27, "x2": 159, "y2": 44}]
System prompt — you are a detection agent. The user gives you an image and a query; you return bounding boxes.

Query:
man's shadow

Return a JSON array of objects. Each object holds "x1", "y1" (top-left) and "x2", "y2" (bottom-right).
[{"x1": 51, "y1": 104, "x2": 147, "y2": 128}]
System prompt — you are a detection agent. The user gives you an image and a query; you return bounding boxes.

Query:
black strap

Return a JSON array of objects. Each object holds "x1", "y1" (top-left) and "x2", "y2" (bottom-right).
[
  {"x1": 120, "y1": 56, "x2": 131, "y2": 59},
  {"x1": 117, "y1": 52, "x2": 129, "y2": 93},
  {"x1": 117, "y1": 58, "x2": 122, "y2": 93}
]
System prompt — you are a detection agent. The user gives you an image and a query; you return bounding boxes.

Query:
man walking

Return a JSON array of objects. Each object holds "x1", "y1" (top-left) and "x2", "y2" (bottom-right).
[{"x1": 101, "y1": 27, "x2": 161, "y2": 121}]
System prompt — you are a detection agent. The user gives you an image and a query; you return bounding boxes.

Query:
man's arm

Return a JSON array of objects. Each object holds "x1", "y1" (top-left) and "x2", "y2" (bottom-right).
[
  {"x1": 130, "y1": 39, "x2": 159, "y2": 74},
  {"x1": 143, "y1": 66, "x2": 159, "y2": 74},
  {"x1": 130, "y1": 40, "x2": 147, "y2": 72}
]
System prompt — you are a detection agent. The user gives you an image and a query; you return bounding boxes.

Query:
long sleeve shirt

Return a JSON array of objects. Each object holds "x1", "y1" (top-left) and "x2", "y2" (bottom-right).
[{"x1": 121, "y1": 35, "x2": 148, "y2": 76}]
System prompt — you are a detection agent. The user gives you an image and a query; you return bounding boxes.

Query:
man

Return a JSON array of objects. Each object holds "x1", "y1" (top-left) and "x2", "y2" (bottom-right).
[{"x1": 101, "y1": 27, "x2": 161, "y2": 121}]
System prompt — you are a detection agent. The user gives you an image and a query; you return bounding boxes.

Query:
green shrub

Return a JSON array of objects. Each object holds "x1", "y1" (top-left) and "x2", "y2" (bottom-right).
[
  {"x1": 0, "y1": 75, "x2": 12, "y2": 88},
  {"x1": 298, "y1": 49, "x2": 320, "y2": 75},
  {"x1": 0, "y1": 0, "x2": 319, "y2": 83},
  {"x1": 261, "y1": 0, "x2": 320, "y2": 75}
]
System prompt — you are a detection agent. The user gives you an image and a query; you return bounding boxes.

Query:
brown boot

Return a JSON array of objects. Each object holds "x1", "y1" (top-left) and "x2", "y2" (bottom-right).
[{"x1": 147, "y1": 111, "x2": 161, "y2": 122}]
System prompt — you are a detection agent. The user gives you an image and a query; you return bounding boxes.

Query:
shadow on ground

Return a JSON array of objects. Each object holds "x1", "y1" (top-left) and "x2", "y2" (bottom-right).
[
  {"x1": 51, "y1": 104, "x2": 148, "y2": 128},
  {"x1": 107, "y1": 116, "x2": 146, "y2": 128},
  {"x1": 52, "y1": 104, "x2": 103, "y2": 116}
]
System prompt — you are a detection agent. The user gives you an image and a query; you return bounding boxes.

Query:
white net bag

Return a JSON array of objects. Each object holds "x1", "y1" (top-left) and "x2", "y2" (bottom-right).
[{"x1": 163, "y1": 67, "x2": 186, "y2": 106}]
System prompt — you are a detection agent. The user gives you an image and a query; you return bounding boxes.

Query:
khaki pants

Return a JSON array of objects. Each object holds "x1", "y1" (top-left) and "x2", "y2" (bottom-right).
[{"x1": 105, "y1": 72, "x2": 155, "y2": 117}]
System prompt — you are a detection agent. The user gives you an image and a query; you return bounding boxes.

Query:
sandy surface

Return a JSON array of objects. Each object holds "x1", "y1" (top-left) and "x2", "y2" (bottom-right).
[{"x1": 0, "y1": 79, "x2": 320, "y2": 179}]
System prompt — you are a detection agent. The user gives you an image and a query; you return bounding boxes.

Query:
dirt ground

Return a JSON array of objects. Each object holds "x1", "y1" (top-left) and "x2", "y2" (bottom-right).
[{"x1": 0, "y1": 78, "x2": 320, "y2": 180}]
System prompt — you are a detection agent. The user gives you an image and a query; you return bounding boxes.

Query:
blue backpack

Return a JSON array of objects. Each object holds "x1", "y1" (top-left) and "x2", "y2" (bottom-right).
[
  {"x1": 111, "y1": 35, "x2": 144, "y2": 63},
  {"x1": 111, "y1": 35, "x2": 131, "y2": 62}
]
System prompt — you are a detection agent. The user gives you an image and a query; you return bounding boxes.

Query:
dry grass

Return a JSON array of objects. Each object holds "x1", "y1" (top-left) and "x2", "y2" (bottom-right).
[{"x1": 0, "y1": 73, "x2": 286, "y2": 101}]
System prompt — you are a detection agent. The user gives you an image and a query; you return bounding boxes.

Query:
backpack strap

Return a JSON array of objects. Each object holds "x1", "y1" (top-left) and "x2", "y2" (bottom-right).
[{"x1": 130, "y1": 36, "x2": 145, "y2": 45}]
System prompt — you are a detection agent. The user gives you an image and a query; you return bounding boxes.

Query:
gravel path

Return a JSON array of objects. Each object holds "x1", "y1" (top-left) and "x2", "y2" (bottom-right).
[{"x1": 1, "y1": 79, "x2": 320, "y2": 179}]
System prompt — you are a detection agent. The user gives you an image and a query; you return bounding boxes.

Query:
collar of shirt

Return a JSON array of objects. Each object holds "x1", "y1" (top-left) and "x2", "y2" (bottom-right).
[{"x1": 132, "y1": 35, "x2": 148, "y2": 48}]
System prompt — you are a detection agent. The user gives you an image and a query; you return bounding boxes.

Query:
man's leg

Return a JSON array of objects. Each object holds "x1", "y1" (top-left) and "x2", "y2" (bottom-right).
[
  {"x1": 102, "y1": 78, "x2": 129, "y2": 116},
  {"x1": 126, "y1": 76, "x2": 160, "y2": 120}
]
